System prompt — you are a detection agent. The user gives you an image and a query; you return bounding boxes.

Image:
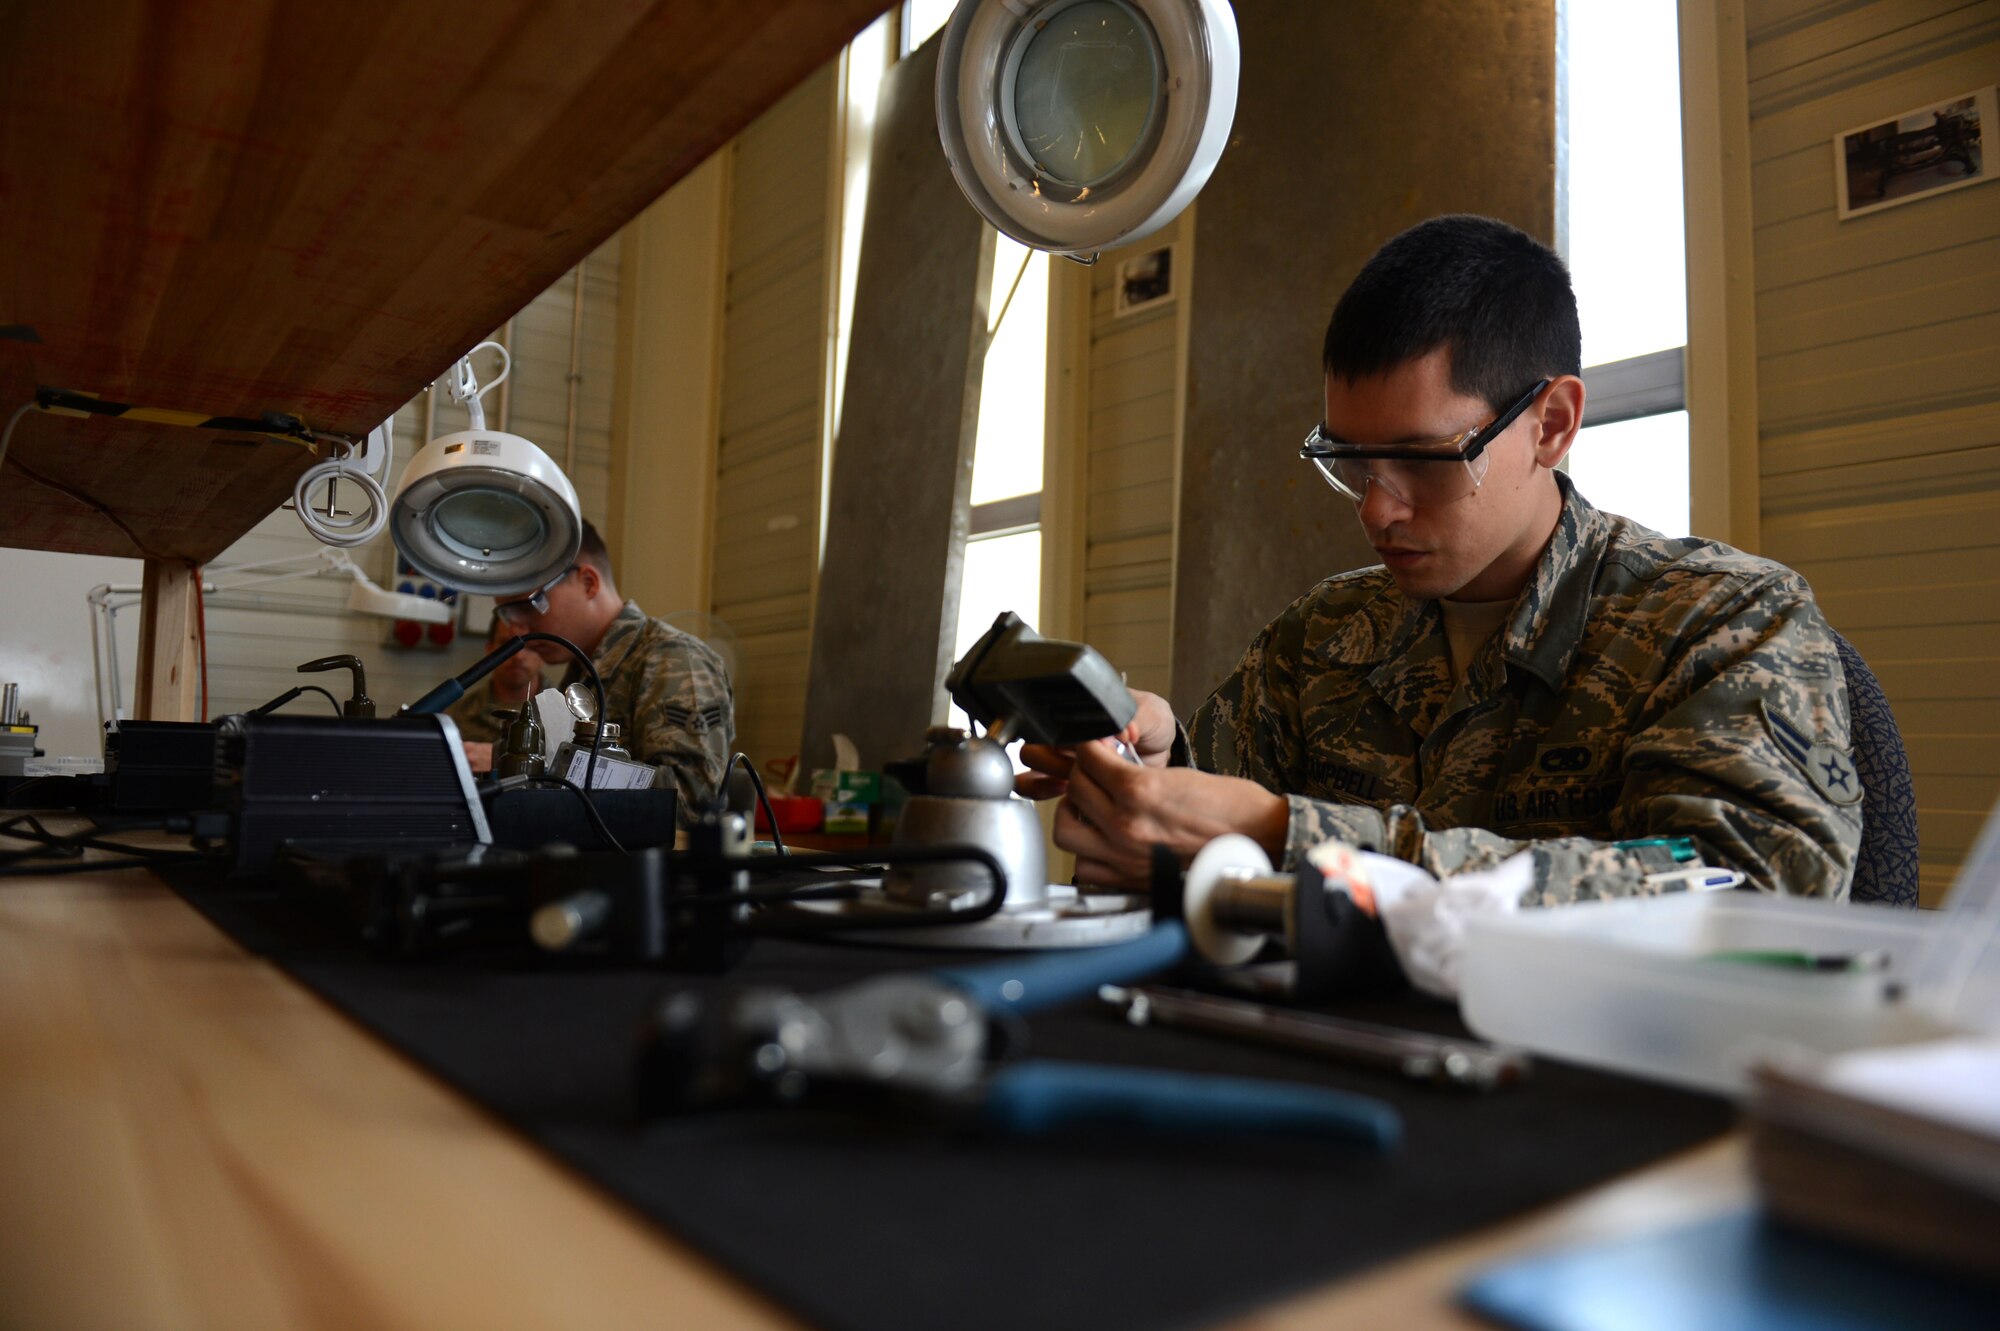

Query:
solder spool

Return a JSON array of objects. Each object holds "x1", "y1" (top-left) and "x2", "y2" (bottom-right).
[
  {"x1": 1177, "y1": 834, "x2": 1408, "y2": 998},
  {"x1": 1182, "y1": 834, "x2": 1296, "y2": 965}
]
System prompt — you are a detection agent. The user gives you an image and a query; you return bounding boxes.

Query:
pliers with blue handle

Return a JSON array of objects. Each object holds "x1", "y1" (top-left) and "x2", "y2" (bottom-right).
[{"x1": 634, "y1": 921, "x2": 1401, "y2": 1150}]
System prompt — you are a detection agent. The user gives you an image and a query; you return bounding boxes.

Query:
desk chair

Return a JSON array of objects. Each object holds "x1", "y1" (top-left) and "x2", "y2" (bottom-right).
[{"x1": 1832, "y1": 631, "x2": 1918, "y2": 907}]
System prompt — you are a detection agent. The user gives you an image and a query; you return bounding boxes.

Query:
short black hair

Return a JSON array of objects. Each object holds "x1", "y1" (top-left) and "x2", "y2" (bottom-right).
[
  {"x1": 1322, "y1": 215, "x2": 1581, "y2": 412},
  {"x1": 576, "y1": 518, "x2": 614, "y2": 583}
]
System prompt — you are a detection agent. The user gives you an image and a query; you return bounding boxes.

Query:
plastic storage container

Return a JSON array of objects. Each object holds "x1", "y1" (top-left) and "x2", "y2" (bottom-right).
[{"x1": 1460, "y1": 802, "x2": 2000, "y2": 1095}]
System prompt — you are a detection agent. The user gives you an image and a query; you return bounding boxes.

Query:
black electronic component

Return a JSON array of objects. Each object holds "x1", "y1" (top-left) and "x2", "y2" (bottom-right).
[
  {"x1": 484, "y1": 786, "x2": 677, "y2": 852},
  {"x1": 274, "y1": 817, "x2": 1011, "y2": 971},
  {"x1": 200, "y1": 712, "x2": 488, "y2": 872},
  {"x1": 100, "y1": 719, "x2": 219, "y2": 812},
  {"x1": 944, "y1": 611, "x2": 1137, "y2": 746}
]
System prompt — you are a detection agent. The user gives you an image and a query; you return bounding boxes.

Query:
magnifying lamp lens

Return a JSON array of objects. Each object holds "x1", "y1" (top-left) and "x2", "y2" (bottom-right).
[
  {"x1": 431, "y1": 488, "x2": 546, "y2": 559},
  {"x1": 1012, "y1": 0, "x2": 1162, "y2": 189}
]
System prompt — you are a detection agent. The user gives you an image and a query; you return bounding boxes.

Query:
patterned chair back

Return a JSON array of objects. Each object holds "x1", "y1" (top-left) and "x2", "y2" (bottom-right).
[{"x1": 1832, "y1": 630, "x2": 1919, "y2": 907}]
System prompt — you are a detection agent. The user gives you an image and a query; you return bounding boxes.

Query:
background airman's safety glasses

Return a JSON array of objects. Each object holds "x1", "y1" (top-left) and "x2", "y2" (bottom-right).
[
  {"x1": 1301, "y1": 378, "x2": 1551, "y2": 508},
  {"x1": 494, "y1": 566, "x2": 575, "y2": 626}
]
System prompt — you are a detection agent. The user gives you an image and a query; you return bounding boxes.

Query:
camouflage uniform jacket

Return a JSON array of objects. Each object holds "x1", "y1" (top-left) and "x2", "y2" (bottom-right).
[
  {"x1": 444, "y1": 676, "x2": 532, "y2": 746},
  {"x1": 1184, "y1": 476, "x2": 1863, "y2": 904},
  {"x1": 565, "y1": 601, "x2": 735, "y2": 828}
]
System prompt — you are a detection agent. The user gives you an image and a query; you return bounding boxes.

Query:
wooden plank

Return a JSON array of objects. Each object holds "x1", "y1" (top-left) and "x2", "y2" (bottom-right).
[
  {"x1": 133, "y1": 559, "x2": 201, "y2": 722},
  {"x1": 0, "y1": 862, "x2": 795, "y2": 1331},
  {"x1": 0, "y1": 0, "x2": 885, "y2": 563}
]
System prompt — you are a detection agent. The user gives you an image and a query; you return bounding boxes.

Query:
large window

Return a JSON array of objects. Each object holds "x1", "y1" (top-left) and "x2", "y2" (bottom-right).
[
  {"x1": 901, "y1": 0, "x2": 956, "y2": 57},
  {"x1": 1561, "y1": 0, "x2": 1690, "y2": 536},
  {"x1": 949, "y1": 234, "x2": 1050, "y2": 732}
]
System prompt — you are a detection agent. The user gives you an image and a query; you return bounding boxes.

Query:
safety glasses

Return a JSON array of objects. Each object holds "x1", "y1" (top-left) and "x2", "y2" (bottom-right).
[
  {"x1": 1301, "y1": 378, "x2": 1551, "y2": 509},
  {"x1": 493, "y1": 566, "x2": 574, "y2": 626}
]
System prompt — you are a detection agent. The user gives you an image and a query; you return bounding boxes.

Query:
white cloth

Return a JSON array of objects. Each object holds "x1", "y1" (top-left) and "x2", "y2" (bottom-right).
[{"x1": 1306, "y1": 841, "x2": 1533, "y2": 1000}]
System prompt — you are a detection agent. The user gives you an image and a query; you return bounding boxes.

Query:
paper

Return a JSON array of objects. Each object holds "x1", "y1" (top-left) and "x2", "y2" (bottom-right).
[
  {"x1": 1818, "y1": 1037, "x2": 2000, "y2": 1139},
  {"x1": 531, "y1": 687, "x2": 576, "y2": 760},
  {"x1": 562, "y1": 749, "x2": 657, "y2": 791}
]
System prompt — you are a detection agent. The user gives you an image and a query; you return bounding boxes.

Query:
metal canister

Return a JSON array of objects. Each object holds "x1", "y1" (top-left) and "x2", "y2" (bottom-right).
[{"x1": 497, "y1": 704, "x2": 547, "y2": 780}]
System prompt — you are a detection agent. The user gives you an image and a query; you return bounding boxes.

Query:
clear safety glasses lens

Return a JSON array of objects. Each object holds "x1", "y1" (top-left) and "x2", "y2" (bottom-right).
[{"x1": 1305, "y1": 450, "x2": 1490, "y2": 508}]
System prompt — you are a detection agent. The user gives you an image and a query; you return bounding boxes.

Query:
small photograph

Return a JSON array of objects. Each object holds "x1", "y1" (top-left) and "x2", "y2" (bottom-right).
[
  {"x1": 1113, "y1": 244, "x2": 1175, "y2": 316},
  {"x1": 1836, "y1": 86, "x2": 1993, "y2": 219}
]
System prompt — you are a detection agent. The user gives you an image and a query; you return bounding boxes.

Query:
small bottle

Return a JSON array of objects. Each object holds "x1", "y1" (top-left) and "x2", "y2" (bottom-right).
[
  {"x1": 552, "y1": 719, "x2": 636, "y2": 786},
  {"x1": 496, "y1": 705, "x2": 546, "y2": 780}
]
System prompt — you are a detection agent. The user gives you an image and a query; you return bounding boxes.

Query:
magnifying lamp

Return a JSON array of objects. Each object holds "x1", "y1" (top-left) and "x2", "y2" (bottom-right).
[
  {"x1": 390, "y1": 343, "x2": 583, "y2": 597},
  {"x1": 936, "y1": 0, "x2": 1239, "y2": 258}
]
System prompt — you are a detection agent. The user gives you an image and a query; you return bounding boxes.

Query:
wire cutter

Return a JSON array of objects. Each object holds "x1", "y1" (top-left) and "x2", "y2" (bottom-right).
[{"x1": 634, "y1": 922, "x2": 1401, "y2": 1149}]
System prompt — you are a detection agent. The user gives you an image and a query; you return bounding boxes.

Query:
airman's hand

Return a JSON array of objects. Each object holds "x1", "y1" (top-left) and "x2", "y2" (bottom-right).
[{"x1": 1054, "y1": 738, "x2": 1288, "y2": 890}]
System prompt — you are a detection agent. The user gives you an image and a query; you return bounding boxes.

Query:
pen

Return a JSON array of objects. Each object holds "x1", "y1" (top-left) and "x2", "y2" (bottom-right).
[
  {"x1": 1616, "y1": 835, "x2": 1701, "y2": 863},
  {"x1": 1643, "y1": 867, "x2": 1745, "y2": 892},
  {"x1": 1705, "y1": 949, "x2": 1890, "y2": 973}
]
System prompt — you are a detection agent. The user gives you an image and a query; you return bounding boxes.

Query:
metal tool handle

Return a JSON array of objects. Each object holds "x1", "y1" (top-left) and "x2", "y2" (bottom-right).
[
  {"x1": 1103, "y1": 984, "x2": 1532, "y2": 1091},
  {"x1": 979, "y1": 1060, "x2": 1400, "y2": 1149},
  {"x1": 934, "y1": 920, "x2": 1187, "y2": 1016}
]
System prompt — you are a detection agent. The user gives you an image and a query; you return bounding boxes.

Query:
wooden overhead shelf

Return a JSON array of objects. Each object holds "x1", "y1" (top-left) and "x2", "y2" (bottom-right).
[{"x1": 0, "y1": 0, "x2": 885, "y2": 564}]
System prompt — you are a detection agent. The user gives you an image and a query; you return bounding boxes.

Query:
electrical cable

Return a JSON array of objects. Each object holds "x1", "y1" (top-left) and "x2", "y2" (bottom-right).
[
  {"x1": 194, "y1": 566, "x2": 208, "y2": 722},
  {"x1": 251, "y1": 684, "x2": 342, "y2": 716},
  {"x1": 291, "y1": 435, "x2": 387, "y2": 547},
  {"x1": 0, "y1": 401, "x2": 31, "y2": 474},
  {"x1": 0, "y1": 812, "x2": 194, "y2": 869},
  {"x1": 730, "y1": 751, "x2": 787, "y2": 856},
  {"x1": 297, "y1": 684, "x2": 342, "y2": 715},
  {"x1": 524, "y1": 776, "x2": 628, "y2": 854},
  {"x1": 9, "y1": 452, "x2": 159, "y2": 558},
  {"x1": 450, "y1": 341, "x2": 510, "y2": 432}
]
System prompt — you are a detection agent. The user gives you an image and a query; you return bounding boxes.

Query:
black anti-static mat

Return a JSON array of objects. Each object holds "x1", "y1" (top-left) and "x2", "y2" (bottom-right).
[{"x1": 168, "y1": 872, "x2": 1734, "y2": 1331}]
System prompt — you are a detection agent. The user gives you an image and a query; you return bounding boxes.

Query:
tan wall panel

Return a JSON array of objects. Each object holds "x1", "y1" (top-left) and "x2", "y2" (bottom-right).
[
  {"x1": 1759, "y1": 310, "x2": 2000, "y2": 430},
  {"x1": 1072, "y1": 214, "x2": 1189, "y2": 696},
  {"x1": 1746, "y1": 0, "x2": 2000, "y2": 901},
  {"x1": 1763, "y1": 489, "x2": 2000, "y2": 561},
  {"x1": 711, "y1": 65, "x2": 838, "y2": 767},
  {"x1": 1815, "y1": 577, "x2": 2000, "y2": 630},
  {"x1": 1758, "y1": 246, "x2": 2000, "y2": 355},
  {"x1": 1762, "y1": 399, "x2": 2000, "y2": 477},
  {"x1": 1748, "y1": 30, "x2": 1999, "y2": 151},
  {"x1": 1747, "y1": 0, "x2": 1978, "y2": 85}
]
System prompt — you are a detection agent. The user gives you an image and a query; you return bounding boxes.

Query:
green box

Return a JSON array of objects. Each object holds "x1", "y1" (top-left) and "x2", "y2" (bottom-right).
[
  {"x1": 810, "y1": 769, "x2": 882, "y2": 803},
  {"x1": 822, "y1": 798, "x2": 871, "y2": 836}
]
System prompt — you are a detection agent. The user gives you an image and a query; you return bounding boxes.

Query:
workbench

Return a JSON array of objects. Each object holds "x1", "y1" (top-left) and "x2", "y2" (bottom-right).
[{"x1": 0, "y1": 826, "x2": 1748, "y2": 1331}]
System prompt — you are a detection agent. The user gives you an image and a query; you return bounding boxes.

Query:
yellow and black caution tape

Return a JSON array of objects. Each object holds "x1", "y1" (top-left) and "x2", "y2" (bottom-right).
[{"x1": 33, "y1": 386, "x2": 329, "y2": 453}]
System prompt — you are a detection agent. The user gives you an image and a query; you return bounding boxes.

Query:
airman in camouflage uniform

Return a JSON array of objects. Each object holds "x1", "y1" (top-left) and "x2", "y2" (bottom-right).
[
  {"x1": 1184, "y1": 472, "x2": 1863, "y2": 902},
  {"x1": 490, "y1": 519, "x2": 735, "y2": 829},
  {"x1": 1023, "y1": 215, "x2": 1864, "y2": 909},
  {"x1": 562, "y1": 600, "x2": 735, "y2": 826}
]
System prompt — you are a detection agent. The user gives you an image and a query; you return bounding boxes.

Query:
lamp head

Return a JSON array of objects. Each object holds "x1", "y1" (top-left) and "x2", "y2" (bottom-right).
[
  {"x1": 391, "y1": 429, "x2": 582, "y2": 596},
  {"x1": 935, "y1": 0, "x2": 1240, "y2": 257}
]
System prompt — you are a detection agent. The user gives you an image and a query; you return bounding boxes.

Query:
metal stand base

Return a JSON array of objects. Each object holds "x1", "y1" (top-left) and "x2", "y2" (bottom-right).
[{"x1": 797, "y1": 883, "x2": 1152, "y2": 949}]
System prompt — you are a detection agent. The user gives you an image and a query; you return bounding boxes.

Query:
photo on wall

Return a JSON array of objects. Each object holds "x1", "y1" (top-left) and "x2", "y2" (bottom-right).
[{"x1": 1835, "y1": 85, "x2": 1994, "y2": 219}]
